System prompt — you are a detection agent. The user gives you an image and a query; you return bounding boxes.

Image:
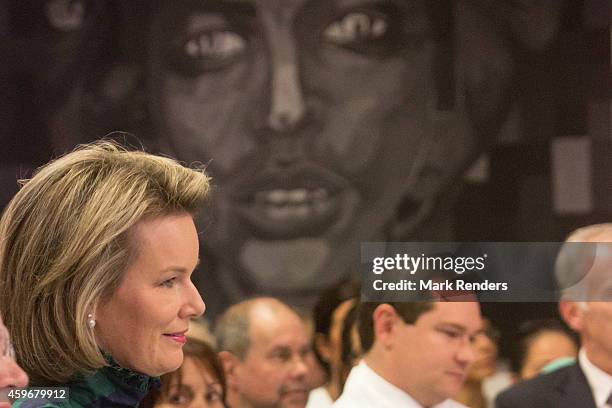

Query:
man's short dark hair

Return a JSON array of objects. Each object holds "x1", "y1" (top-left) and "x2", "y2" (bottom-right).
[{"x1": 357, "y1": 302, "x2": 434, "y2": 352}]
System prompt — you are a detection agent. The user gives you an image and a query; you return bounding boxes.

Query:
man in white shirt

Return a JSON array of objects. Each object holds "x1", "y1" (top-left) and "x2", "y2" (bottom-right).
[
  {"x1": 497, "y1": 223, "x2": 612, "y2": 408},
  {"x1": 334, "y1": 301, "x2": 483, "y2": 408}
]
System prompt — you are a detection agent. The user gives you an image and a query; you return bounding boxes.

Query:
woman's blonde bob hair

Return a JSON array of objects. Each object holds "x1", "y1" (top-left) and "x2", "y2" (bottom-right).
[{"x1": 0, "y1": 140, "x2": 210, "y2": 385}]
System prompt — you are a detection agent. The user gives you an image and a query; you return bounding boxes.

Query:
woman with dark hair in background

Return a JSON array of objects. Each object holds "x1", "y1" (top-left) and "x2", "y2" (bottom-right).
[
  {"x1": 307, "y1": 280, "x2": 359, "y2": 407},
  {"x1": 338, "y1": 301, "x2": 361, "y2": 390},
  {"x1": 140, "y1": 336, "x2": 226, "y2": 408},
  {"x1": 456, "y1": 320, "x2": 500, "y2": 408},
  {"x1": 509, "y1": 319, "x2": 578, "y2": 382}
]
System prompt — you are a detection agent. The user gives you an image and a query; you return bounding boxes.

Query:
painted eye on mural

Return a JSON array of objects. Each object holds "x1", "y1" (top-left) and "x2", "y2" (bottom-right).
[
  {"x1": 173, "y1": 30, "x2": 248, "y2": 74},
  {"x1": 183, "y1": 31, "x2": 246, "y2": 61},
  {"x1": 319, "y1": 3, "x2": 427, "y2": 58},
  {"x1": 45, "y1": 0, "x2": 86, "y2": 31},
  {"x1": 321, "y1": 8, "x2": 402, "y2": 58},
  {"x1": 324, "y1": 12, "x2": 388, "y2": 45}
]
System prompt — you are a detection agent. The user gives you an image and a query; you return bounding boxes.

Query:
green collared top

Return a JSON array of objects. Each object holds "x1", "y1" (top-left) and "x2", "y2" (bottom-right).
[{"x1": 12, "y1": 353, "x2": 159, "y2": 408}]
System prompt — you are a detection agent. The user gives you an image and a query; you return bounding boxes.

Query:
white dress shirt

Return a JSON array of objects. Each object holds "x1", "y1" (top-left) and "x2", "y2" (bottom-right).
[
  {"x1": 333, "y1": 361, "x2": 467, "y2": 408},
  {"x1": 306, "y1": 386, "x2": 334, "y2": 408},
  {"x1": 579, "y1": 348, "x2": 612, "y2": 408}
]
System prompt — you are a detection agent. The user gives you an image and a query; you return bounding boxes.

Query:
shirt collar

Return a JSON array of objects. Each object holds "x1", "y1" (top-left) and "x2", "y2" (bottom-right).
[
  {"x1": 579, "y1": 348, "x2": 612, "y2": 408},
  {"x1": 356, "y1": 360, "x2": 459, "y2": 408}
]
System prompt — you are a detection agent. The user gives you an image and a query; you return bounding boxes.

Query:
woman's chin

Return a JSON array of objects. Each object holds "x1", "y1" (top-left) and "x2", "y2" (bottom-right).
[{"x1": 152, "y1": 350, "x2": 184, "y2": 376}]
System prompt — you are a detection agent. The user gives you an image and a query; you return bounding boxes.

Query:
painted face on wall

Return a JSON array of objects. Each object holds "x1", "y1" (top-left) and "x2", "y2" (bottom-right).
[{"x1": 145, "y1": 0, "x2": 497, "y2": 304}]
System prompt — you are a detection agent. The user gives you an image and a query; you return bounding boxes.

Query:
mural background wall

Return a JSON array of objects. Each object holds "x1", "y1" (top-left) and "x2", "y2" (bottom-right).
[{"x1": 1, "y1": 0, "x2": 610, "y2": 340}]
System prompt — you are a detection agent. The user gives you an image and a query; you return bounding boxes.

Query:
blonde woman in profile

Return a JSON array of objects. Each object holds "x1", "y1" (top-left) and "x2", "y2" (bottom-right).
[{"x1": 0, "y1": 141, "x2": 210, "y2": 407}]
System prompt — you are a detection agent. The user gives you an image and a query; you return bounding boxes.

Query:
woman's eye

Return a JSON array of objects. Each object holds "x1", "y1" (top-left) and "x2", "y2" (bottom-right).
[
  {"x1": 167, "y1": 386, "x2": 194, "y2": 406},
  {"x1": 168, "y1": 392, "x2": 188, "y2": 404},
  {"x1": 161, "y1": 277, "x2": 177, "y2": 288},
  {"x1": 205, "y1": 390, "x2": 222, "y2": 402},
  {"x1": 323, "y1": 12, "x2": 388, "y2": 46}
]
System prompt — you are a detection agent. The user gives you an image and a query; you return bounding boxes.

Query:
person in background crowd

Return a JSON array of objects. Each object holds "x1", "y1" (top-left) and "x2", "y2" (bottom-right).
[
  {"x1": 0, "y1": 141, "x2": 210, "y2": 407},
  {"x1": 337, "y1": 300, "x2": 362, "y2": 390},
  {"x1": 508, "y1": 319, "x2": 578, "y2": 382},
  {"x1": 307, "y1": 298, "x2": 356, "y2": 407},
  {"x1": 0, "y1": 312, "x2": 29, "y2": 408},
  {"x1": 334, "y1": 301, "x2": 483, "y2": 408},
  {"x1": 308, "y1": 279, "x2": 358, "y2": 408},
  {"x1": 496, "y1": 223, "x2": 612, "y2": 408},
  {"x1": 140, "y1": 336, "x2": 226, "y2": 408},
  {"x1": 185, "y1": 317, "x2": 218, "y2": 348},
  {"x1": 297, "y1": 313, "x2": 326, "y2": 395},
  {"x1": 456, "y1": 320, "x2": 499, "y2": 408},
  {"x1": 216, "y1": 297, "x2": 313, "y2": 408}
]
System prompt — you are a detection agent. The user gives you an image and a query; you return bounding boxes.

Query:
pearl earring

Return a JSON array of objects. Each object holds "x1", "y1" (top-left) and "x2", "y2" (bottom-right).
[{"x1": 88, "y1": 313, "x2": 96, "y2": 329}]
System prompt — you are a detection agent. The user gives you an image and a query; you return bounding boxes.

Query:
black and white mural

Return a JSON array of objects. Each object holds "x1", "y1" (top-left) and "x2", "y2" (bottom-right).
[{"x1": 2, "y1": 0, "x2": 610, "y2": 317}]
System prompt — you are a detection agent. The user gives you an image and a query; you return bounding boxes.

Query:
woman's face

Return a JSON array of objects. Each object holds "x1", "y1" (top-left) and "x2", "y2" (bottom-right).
[
  {"x1": 95, "y1": 214, "x2": 206, "y2": 376},
  {"x1": 520, "y1": 331, "x2": 577, "y2": 380},
  {"x1": 155, "y1": 357, "x2": 224, "y2": 408},
  {"x1": 466, "y1": 322, "x2": 498, "y2": 382}
]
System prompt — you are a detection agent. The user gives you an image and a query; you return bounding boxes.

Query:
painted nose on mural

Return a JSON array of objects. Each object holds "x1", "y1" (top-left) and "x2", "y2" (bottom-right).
[
  {"x1": 267, "y1": 62, "x2": 307, "y2": 134},
  {"x1": 263, "y1": 58, "x2": 311, "y2": 169}
]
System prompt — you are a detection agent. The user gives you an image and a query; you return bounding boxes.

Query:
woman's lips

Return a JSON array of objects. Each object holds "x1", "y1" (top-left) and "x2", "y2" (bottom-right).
[{"x1": 163, "y1": 333, "x2": 187, "y2": 344}]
